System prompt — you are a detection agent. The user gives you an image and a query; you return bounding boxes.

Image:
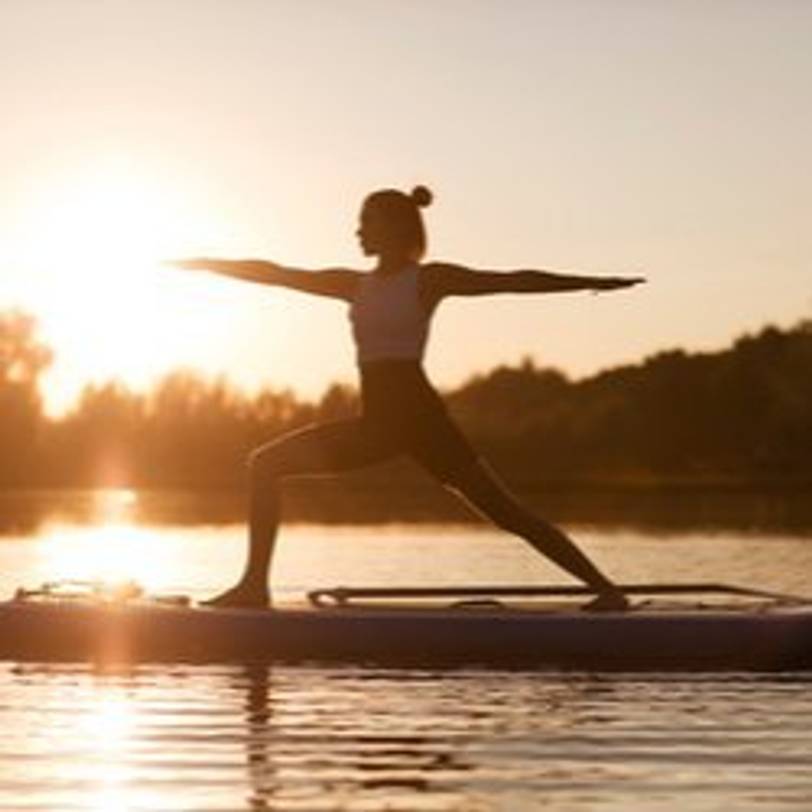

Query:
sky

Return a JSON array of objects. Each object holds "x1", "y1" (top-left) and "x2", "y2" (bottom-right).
[{"x1": 2, "y1": 0, "x2": 810, "y2": 414}]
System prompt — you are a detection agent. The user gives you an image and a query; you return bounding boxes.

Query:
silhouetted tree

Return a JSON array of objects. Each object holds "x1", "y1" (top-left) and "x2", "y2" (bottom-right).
[
  {"x1": 47, "y1": 382, "x2": 145, "y2": 486},
  {"x1": 0, "y1": 311, "x2": 51, "y2": 484}
]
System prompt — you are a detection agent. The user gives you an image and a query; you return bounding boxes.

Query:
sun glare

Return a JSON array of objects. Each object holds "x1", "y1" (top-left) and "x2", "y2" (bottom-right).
[
  {"x1": 14, "y1": 158, "x2": 235, "y2": 411},
  {"x1": 22, "y1": 160, "x2": 184, "y2": 289},
  {"x1": 37, "y1": 524, "x2": 179, "y2": 593}
]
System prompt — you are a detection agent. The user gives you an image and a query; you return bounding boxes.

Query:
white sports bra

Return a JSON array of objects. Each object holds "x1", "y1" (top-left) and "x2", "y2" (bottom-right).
[{"x1": 348, "y1": 265, "x2": 432, "y2": 364}]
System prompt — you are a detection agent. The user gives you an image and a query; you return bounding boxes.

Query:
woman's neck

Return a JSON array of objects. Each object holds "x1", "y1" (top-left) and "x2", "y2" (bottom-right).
[{"x1": 375, "y1": 256, "x2": 415, "y2": 275}]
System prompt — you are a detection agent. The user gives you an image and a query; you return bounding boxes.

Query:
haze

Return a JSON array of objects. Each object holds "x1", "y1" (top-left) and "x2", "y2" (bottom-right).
[{"x1": 2, "y1": 0, "x2": 810, "y2": 414}]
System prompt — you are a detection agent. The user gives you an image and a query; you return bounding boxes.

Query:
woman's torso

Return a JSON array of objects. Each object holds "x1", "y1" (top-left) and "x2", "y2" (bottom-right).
[
  {"x1": 348, "y1": 264, "x2": 435, "y2": 366},
  {"x1": 346, "y1": 266, "x2": 477, "y2": 474}
]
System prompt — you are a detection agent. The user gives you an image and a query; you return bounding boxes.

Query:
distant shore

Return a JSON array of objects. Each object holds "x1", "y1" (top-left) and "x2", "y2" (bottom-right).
[
  {"x1": 2, "y1": 481, "x2": 811, "y2": 536},
  {"x1": 3, "y1": 313, "x2": 811, "y2": 503}
]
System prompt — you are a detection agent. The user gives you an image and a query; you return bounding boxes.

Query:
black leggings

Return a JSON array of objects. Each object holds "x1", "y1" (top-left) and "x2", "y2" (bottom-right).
[
  {"x1": 263, "y1": 361, "x2": 479, "y2": 484},
  {"x1": 239, "y1": 363, "x2": 618, "y2": 598}
]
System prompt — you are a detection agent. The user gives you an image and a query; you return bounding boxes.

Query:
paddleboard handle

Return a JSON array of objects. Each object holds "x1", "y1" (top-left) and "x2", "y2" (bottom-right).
[{"x1": 307, "y1": 583, "x2": 810, "y2": 609}]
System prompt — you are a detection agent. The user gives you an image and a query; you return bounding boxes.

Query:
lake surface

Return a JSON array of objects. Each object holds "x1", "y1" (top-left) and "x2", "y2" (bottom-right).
[{"x1": 1, "y1": 489, "x2": 811, "y2": 811}]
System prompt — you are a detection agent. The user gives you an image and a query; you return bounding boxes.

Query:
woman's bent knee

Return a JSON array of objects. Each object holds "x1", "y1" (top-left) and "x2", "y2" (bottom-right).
[
  {"x1": 247, "y1": 424, "x2": 340, "y2": 480},
  {"x1": 248, "y1": 444, "x2": 285, "y2": 480}
]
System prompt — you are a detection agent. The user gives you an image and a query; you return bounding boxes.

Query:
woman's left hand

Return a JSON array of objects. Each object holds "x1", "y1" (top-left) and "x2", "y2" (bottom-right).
[{"x1": 591, "y1": 276, "x2": 646, "y2": 292}]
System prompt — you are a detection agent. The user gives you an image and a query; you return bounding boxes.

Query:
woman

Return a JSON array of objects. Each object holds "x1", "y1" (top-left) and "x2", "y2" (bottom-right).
[{"x1": 173, "y1": 186, "x2": 643, "y2": 611}]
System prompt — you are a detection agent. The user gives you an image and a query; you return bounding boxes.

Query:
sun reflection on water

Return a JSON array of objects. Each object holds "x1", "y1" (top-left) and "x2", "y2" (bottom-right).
[
  {"x1": 35, "y1": 489, "x2": 181, "y2": 593},
  {"x1": 80, "y1": 692, "x2": 141, "y2": 812},
  {"x1": 37, "y1": 524, "x2": 180, "y2": 593},
  {"x1": 82, "y1": 696, "x2": 135, "y2": 752},
  {"x1": 93, "y1": 489, "x2": 139, "y2": 524}
]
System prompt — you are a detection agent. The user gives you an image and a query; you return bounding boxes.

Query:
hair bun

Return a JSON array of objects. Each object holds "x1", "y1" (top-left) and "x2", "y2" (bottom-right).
[{"x1": 410, "y1": 185, "x2": 433, "y2": 208}]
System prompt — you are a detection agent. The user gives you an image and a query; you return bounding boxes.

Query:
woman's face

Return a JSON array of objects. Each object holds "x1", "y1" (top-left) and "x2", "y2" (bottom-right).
[
  {"x1": 356, "y1": 202, "x2": 412, "y2": 260},
  {"x1": 356, "y1": 203, "x2": 387, "y2": 257}
]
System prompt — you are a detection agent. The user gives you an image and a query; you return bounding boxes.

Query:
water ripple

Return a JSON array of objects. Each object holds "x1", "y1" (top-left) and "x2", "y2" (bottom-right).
[{"x1": 1, "y1": 664, "x2": 811, "y2": 811}]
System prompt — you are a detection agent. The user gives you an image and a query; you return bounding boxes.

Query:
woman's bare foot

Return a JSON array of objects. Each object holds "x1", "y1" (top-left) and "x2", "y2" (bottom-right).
[
  {"x1": 202, "y1": 581, "x2": 270, "y2": 609},
  {"x1": 582, "y1": 588, "x2": 630, "y2": 613}
]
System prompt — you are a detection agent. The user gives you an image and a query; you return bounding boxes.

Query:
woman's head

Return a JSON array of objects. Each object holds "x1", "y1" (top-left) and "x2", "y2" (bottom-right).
[{"x1": 357, "y1": 185, "x2": 433, "y2": 262}]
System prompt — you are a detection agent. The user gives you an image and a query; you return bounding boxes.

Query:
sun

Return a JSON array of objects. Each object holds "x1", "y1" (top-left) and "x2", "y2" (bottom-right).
[
  {"x1": 23, "y1": 158, "x2": 185, "y2": 286},
  {"x1": 13, "y1": 156, "x2": 237, "y2": 410}
]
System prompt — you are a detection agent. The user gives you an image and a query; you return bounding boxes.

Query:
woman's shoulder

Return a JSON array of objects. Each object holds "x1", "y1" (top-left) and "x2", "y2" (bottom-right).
[
  {"x1": 420, "y1": 261, "x2": 472, "y2": 279},
  {"x1": 417, "y1": 261, "x2": 467, "y2": 310},
  {"x1": 420, "y1": 260, "x2": 463, "y2": 272},
  {"x1": 418, "y1": 261, "x2": 472, "y2": 296}
]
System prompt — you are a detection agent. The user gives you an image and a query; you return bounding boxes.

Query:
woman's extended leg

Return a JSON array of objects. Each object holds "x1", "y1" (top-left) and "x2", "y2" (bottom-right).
[
  {"x1": 205, "y1": 419, "x2": 394, "y2": 608},
  {"x1": 442, "y1": 459, "x2": 628, "y2": 611}
]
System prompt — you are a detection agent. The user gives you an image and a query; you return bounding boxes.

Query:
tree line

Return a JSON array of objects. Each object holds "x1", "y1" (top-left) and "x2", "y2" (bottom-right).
[{"x1": 2, "y1": 309, "x2": 811, "y2": 491}]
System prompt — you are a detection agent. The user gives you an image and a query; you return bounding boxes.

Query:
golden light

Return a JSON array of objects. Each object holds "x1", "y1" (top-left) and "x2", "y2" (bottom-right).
[
  {"x1": 37, "y1": 524, "x2": 179, "y2": 593},
  {"x1": 32, "y1": 173, "x2": 163, "y2": 264},
  {"x1": 13, "y1": 156, "x2": 237, "y2": 411},
  {"x1": 35, "y1": 490, "x2": 181, "y2": 593},
  {"x1": 79, "y1": 693, "x2": 141, "y2": 812},
  {"x1": 21, "y1": 158, "x2": 185, "y2": 293},
  {"x1": 81, "y1": 696, "x2": 136, "y2": 753},
  {"x1": 94, "y1": 488, "x2": 139, "y2": 524}
]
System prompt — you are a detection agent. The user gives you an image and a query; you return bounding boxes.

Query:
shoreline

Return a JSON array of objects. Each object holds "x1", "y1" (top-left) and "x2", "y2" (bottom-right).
[{"x1": 2, "y1": 482, "x2": 811, "y2": 535}]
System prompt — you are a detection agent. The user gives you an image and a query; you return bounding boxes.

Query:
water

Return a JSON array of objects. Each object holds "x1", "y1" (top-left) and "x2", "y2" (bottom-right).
[{"x1": 1, "y1": 489, "x2": 811, "y2": 811}]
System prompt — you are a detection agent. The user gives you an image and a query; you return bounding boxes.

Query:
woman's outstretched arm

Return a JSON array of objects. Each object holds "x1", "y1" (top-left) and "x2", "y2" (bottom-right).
[
  {"x1": 425, "y1": 262, "x2": 645, "y2": 298},
  {"x1": 168, "y1": 258, "x2": 360, "y2": 301}
]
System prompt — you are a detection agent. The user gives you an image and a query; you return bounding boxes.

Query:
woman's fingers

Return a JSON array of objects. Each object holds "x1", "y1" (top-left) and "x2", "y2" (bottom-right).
[{"x1": 594, "y1": 276, "x2": 645, "y2": 291}]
